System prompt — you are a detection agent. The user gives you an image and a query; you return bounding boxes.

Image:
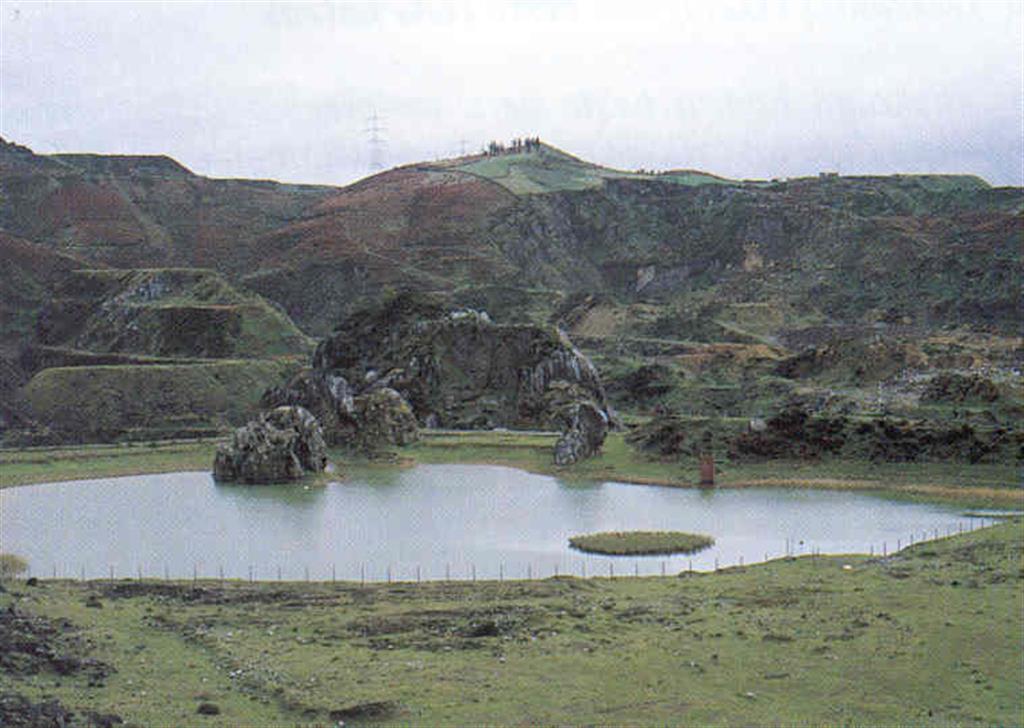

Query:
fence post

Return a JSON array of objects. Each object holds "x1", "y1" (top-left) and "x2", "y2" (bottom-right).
[
  {"x1": 304, "y1": 566, "x2": 309, "y2": 582},
  {"x1": 445, "y1": 563, "x2": 450, "y2": 582},
  {"x1": 332, "y1": 564, "x2": 336, "y2": 583},
  {"x1": 360, "y1": 564, "x2": 365, "y2": 587},
  {"x1": 527, "y1": 564, "x2": 532, "y2": 580},
  {"x1": 661, "y1": 561, "x2": 666, "y2": 577},
  {"x1": 609, "y1": 563, "x2": 614, "y2": 579},
  {"x1": 110, "y1": 565, "x2": 114, "y2": 582},
  {"x1": 499, "y1": 563, "x2": 504, "y2": 582},
  {"x1": 634, "y1": 562, "x2": 639, "y2": 578}
]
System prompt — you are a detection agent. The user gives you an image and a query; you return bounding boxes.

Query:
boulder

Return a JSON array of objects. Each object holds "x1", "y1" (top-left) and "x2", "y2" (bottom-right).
[
  {"x1": 345, "y1": 388, "x2": 420, "y2": 454},
  {"x1": 553, "y1": 400, "x2": 608, "y2": 465},
  {"x1": 262, "y1": 370, "x2": 419, "y2": 452},
  {"x1": 262, "y1": 368, "x2": 355, "y2": 445},
  {"x1": 212, "y1": 406, "x2": 327, "y2": 483}
]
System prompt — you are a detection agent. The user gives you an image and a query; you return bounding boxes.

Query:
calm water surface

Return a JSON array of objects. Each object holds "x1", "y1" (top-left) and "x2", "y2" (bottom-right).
[{"x1": 1, "y1": 464, "x2": 978, "y2": 580}]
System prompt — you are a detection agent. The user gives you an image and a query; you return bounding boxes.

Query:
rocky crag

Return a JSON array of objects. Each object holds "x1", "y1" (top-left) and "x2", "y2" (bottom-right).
[
  {"x1": 262, "y1": 368, "x2": 419, "y2": 455},
  {"x1": 260, "y1": 293, "x2": 609, "y2": 462},
  {"x1": 311, "y1": 293, "x2": 608, "y2": 432},
  {"x1": 213, "y1": 406, "x2": 327, "y2": 483}
]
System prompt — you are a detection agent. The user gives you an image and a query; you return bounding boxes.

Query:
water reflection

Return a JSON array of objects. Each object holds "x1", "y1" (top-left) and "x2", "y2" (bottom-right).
[{"x1": 0, "y1": 465, "x2": 974, "y2": 581}]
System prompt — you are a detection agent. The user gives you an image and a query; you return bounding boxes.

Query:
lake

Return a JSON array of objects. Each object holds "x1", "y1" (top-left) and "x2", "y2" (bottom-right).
[{"x1": 0, "y1": 464, "x2": 984, "y2": 581}]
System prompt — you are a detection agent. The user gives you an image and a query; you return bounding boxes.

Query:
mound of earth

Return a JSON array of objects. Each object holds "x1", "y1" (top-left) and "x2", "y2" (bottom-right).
[
  {"x1": 33, "y1": 268, "x2": 311, "y2": 363},
  {"x1": 19, "y1": 359, "x2": 300, "y2": 444},
  {"x1": 312, "y1": 292, "x2": 608, "y2": 430},
  {"x1": 213, "y1": 405, "x2": 327, "y2": 483}
]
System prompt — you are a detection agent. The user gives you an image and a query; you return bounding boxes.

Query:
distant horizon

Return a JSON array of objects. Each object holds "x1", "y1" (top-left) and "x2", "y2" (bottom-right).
[
  {"x1": 3, "y1": 1, "x2": 1020, "y2": 188},
  {"x1": 6, "y1": 133, "x2": 1015, "y2": 190}
]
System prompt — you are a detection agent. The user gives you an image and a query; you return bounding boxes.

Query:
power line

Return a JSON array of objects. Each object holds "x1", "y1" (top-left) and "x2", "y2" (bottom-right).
[{"x1": 364, "y1": 110, "x2": 387, "y2": 173}]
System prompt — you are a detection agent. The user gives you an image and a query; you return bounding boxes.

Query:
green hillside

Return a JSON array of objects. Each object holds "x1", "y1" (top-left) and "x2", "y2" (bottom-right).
[
  {"x1": 1, "y1": 136, "x2": 1021, "y2": 446},
  {"x1": 447, "y1": 143, "x2": 733, "y2": 194},
  {"x1": 20, "y1": 359, "x2": 301, "y2": 443},
  {"x1": 35, "y1": 268, "x2": 313, "y2": 361}
]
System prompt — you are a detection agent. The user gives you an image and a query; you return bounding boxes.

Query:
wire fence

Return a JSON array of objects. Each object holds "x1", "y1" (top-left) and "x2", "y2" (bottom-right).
[{"x1": 21, "y1": 516, "x2": 1002, "y2": 584}]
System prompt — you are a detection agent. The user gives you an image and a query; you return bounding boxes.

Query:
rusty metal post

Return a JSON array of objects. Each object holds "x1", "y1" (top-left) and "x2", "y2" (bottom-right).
[{"x1": 699, "y1": 453, "x2": 715, "y2": 486}]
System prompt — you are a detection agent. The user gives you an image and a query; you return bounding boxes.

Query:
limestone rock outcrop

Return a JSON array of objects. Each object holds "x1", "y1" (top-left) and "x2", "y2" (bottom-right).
[
  {"x1": 347, "y1": 388, "x2": 420, "y2": 453},
  {"x1": 262, "y1": 368, "x2": 355, "y2": 444},
  {"x1": 212, "y1": 406, "x2": 327, "y2": 483},
  {"x1": 262, "y1": 369, "x2": 419, "y2": 453},
  {"x1": 312, "y1": 292, "x2": 608, "y2": 431},
  {"x1": 553, "y1": 400, "x2": 609, "y2": 465}
]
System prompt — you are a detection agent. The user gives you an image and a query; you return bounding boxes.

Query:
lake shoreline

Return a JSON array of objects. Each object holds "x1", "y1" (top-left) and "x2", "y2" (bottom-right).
[
  {"x1": 1, "y1": 431, "x2": 1020, "y2": 507},
  {"x1": 1, "y1": 520, "x2": 1020, "y2": 725}
]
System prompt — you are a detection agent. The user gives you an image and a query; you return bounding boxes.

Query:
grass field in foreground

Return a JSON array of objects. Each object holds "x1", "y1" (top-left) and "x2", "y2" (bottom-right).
[{"x1": 1, "y1": 520, "x2": 1020, "y2": 726}]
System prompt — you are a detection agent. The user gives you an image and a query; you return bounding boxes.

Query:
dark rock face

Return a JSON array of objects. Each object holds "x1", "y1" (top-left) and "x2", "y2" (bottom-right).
[
  {"x1": 553, "y1": 400, "x2": 608, "y2": 465},
  {"x1": 212, "y1": 406, "x2": 327, "y2": 483},
  {"x1": 262, "y1": 370, "x2": 419, "y2": 452},
  {"x1": 313, "y1": 293, "x2": 608, "y2": 430},
  {"x1": 348, "y1": 388, "x2": 419, "y2": 453},
  {"x1": 262, "y1": 368, "x2": 354, "y2": 444},
  {"x1": 921, "y1": 372, "x2": 1000, "y2": 403}
]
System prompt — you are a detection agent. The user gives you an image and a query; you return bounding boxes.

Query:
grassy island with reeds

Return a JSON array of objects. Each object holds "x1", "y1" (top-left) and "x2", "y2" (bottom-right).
[{"x1": 569, "y1": 530, "x2": 715, "y2": 556}]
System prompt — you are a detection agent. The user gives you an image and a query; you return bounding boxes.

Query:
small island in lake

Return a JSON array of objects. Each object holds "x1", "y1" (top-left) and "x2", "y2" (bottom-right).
[{"x1": 569, "y1": 531, "x2": 715, "y2": 556}]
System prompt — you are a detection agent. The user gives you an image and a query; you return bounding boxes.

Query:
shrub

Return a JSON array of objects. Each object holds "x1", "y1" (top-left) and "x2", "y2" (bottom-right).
[{"x1": 0, "y1": 553, "x2": 29, "y2": 579}]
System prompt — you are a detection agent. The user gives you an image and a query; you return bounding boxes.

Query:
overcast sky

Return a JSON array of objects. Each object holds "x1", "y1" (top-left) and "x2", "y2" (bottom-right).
[{"x1": 2, "y1": 1, "x2": 1021, "y2": 186}]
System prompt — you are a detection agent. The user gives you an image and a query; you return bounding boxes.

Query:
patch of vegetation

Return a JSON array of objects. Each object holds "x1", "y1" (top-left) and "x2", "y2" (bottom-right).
[
  {"x1": 18, "y1": 359, "x2": 300, "y2": 444},
  {"x1": 450, "y1": 143, "x2": 738, "y2": 195},
  {"x1": 569, "y1": 531, "x2": 714, "y2": 556},
  {"x1": 0, "y1": 440, "x2": 218, "y2": 487},
  {"x1": 37, "y1": 268, "x2": 313, "y2": 360},
  {"x1": 0, "y1": 553, "x2": 28, "y2": 579},
  {"x1": 404, "y1": 430, "x2": 1023, "y2": 507},
  {"x1": 0, "y1": 521, "x2": 1018, "y2": 725}
]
